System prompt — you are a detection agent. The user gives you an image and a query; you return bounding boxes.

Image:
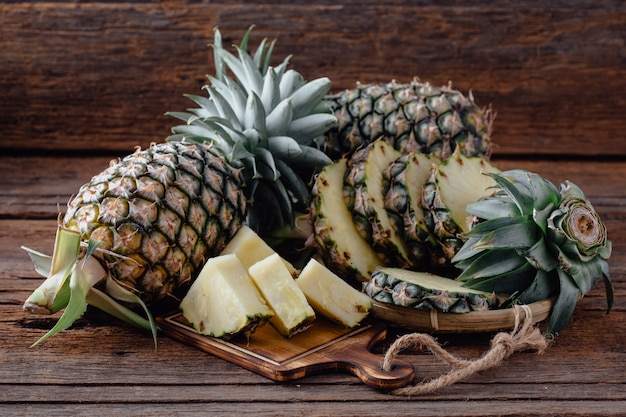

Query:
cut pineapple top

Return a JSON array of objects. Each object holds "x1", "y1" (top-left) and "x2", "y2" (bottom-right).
[
  {"x1": 248, "y1": 254, "x2": 315, "y2": 338},
  {"x1": 180, "y1": 254, "x2": 273, "y2": 338},
  {"x1": 296, "y1": 259, "x2": 372, "y2": 328}
]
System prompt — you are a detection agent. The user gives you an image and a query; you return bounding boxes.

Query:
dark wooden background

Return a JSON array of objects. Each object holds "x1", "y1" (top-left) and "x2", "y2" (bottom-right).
[{"x1": 2, "y1": 1, "x2": 626, "y2": 157}]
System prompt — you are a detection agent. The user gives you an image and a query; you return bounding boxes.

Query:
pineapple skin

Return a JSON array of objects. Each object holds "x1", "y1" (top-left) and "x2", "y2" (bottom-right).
[
  {"x1": 63, "y1": 141, "x2": 247, "y2": 305},
  {"x1": 323, "y1": 80, "x2": 493, "y2": 161},
  {"x1": 364, "y1": 268, "x2": 497, "y2": 313},
  {"x1": 382, "y1": 152, "x2": 441, "y2": 268}
]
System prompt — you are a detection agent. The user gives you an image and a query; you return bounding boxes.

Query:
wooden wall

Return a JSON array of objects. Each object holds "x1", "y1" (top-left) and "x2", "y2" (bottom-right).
[{"x1": 2, "y1": 1, "x2": 626, "y2": 157}]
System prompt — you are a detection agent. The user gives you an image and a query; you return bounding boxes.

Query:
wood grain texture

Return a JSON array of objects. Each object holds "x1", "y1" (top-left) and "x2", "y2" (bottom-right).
[{"x1": 2, "y1": 1, "x2": 626, "y2": 155}]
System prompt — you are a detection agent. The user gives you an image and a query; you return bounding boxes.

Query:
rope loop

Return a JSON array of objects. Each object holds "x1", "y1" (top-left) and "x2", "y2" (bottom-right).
[{"x1": 381, "y1": 304, "x2": 550, "y2": 396}]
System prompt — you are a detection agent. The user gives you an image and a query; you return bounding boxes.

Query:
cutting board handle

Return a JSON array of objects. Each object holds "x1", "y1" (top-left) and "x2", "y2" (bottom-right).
[{"x1": 322, "y1": 324, "x2": 415, "y2": 390}]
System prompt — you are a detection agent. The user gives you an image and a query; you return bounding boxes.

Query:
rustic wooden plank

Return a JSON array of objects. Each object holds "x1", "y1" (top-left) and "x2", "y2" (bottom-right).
[
  {"x1": 2, "y1": 2, "x2": 626, "y2": 156},
  {"x1": 2, "y1": 382, "x2": 626, "y2": 404},
  {"x1": 1, "y1": 401, "x2": 625, "y2": 417}
]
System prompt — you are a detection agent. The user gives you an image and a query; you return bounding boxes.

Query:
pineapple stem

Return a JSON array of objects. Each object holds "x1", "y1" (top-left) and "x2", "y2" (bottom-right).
[{"x1": 23, "y1": 226, "x2": 81, "y2": 315}]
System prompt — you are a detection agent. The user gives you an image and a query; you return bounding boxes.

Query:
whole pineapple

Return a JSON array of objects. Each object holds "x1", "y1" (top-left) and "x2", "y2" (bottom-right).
[
  {"x1": 23, "y1": 27, "x2": 336, "y2": 345},
  {"x1": 322, "y1": 79, "x2": 494, "y2": 161}
]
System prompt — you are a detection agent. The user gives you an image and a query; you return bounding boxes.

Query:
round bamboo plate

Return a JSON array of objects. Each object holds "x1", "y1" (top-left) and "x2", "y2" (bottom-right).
[{"x1": 371, "y1": 298, "x2": 555, "y2": 333}]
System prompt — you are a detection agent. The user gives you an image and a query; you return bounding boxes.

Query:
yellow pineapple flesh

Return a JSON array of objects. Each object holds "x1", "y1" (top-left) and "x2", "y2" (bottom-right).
[
  {"x1": 248, "y1": 254, "x2": 316, "y2": 338},
  {"x1": 180, "y1": 254, "x2": 273, "y2": 338},
  {"x1": 296, "y1": 259, "x2": 372, "y2": 328}
]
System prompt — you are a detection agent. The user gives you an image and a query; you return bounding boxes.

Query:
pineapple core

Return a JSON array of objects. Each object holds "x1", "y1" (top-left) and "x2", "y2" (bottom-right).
[
  {"x1": 180, "y1": 254, "x2": 273, "y2": 338},
  {"x1": 296, "y1": 259, "x2": 372, "y2": 328},
  {"x1": 248, "y1": 254, "x2": 315, "y2": 338}
]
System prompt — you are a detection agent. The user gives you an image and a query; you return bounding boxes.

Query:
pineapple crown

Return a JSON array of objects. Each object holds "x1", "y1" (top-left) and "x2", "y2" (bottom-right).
[
  {"x1": 452, "y1": 169, "x2": 613, "y2": 335},
  {"x1": 167, "y1": 27, "x2": 335, "y2": 234}
]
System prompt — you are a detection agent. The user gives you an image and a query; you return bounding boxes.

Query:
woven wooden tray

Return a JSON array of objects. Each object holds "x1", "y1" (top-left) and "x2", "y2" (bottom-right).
[{"x1": 371, "y1": 298, "x2": 554, "y2": 333}]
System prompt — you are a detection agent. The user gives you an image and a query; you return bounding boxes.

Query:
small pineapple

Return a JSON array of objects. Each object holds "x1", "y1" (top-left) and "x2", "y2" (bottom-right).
[
  {"x1": 23, "y1": 27, "x2": 336, "y2": 345},
  {"x1": 180, "y1": 254, "x2": 273, "y2": 338},
  {"x1": 363, "y1": 267, "x2": 497, "y2": 313},
  {"x1": 322, "y1": 80, "x2": 493, "y2": 161}
]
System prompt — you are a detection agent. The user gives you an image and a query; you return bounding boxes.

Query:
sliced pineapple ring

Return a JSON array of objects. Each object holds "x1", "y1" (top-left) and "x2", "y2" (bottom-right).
[
  {"x1": 180, "y1": 254, "x2": 273, "y2": 338},
  {"x1": 421, "y1": 149, "x2": 499, "y2": 263},
  {"x1": 296, "y1": 259, "x2": 372, "y2": 328},
  {"x1": 383, "y1": 151, "x2": 439, "y2": 267},
  {"x1": 248, "y1": 254, "x2": 316, "y2": 338},
  {"x1": 310, "y1": 159, "x2": 382, "y2": 282},
  {"x1": 344, "y1": 139, "x2": 412, "y2": 267}
]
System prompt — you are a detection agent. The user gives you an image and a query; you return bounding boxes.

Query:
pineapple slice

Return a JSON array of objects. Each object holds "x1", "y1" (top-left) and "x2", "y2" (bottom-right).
[
  {"x1": 296, "y1": 259, "x2": 372, "y2": 328},
  {"x1": 248, "y1": 254, "x2": 316, "y2": 338},
  {"x1": 364, "y1": 267, "x2": 498, "y2": 313},
  {"x1": 221, "y1": 225, "x2": 297, "y2": 275},
  {"x1": 421, "y1": 149, "x2": 499, "y2": 264},
  {"x1": 344, "y1": 139, "x2": 413, "y2": 268},
  {"x1": 383, "y1": 152, "x2": 440, "y2": 267},
  {"x1": 180, "y1": 254, "x2": 274, "y2": 338},
  {"x1": 310, "y1": 159, "x2": 382, "y2": 283}
]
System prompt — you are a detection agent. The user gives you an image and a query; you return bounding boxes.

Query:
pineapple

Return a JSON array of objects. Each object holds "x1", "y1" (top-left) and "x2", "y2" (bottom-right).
[
  {"x1": 23, "y1": 27, "x2": 337, "y2": 345},
  {"x1": 453, "y1": 170, "x2": 613, "y2": 334},
  {"x1": 382, "y1": 151, "x2": 441, "y2": 268},
  {"x1": 322, "y1": 80, "x2": 493, "y2": 161},
  {"x1": 296, "y1": 258, "x2": 372, "y2": 328},
  {"x1": 180, "y1": 254, "x2": 273, "y2": 338},
  {"x1": 309, "y1": 158, "x2": 382, "y2": 283},
  {"x1": 343, "y1": 139, "x2": 412, "y2": 267},
  {"x1": 363, "y1": 267, "x2": 497, "y2": 313},
  {"x1": 421, "y1": 149, "x2": 499, "y2": 267},
  {"x1": 248, "y1": 253, "x2": 315, "y2": 338}
]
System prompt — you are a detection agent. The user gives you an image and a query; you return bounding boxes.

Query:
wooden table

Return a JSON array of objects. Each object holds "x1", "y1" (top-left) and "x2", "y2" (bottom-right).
[{"x1": 2, "y1": 2, "x2": 625, "y2": 415}]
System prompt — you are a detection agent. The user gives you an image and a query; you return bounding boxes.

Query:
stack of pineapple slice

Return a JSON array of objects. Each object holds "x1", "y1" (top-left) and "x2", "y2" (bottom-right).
[{"x1": 310, "y1": 138, "x2": 500, "y2": 283}]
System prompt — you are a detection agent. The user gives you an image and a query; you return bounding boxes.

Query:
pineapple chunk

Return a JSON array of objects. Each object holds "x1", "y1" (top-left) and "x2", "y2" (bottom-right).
[
  {"x1": 180, "y1": 254, "x2": 273, "y2": 338},
  {"x1": 296, "y1": 259, "x2": 372, "y2": 328},
  {"x1": 248, "y1": 254, "x2": 316, "y2": 338},
  {"x1": 221, "y1": 225, "x2": 297, "y2": 276}
]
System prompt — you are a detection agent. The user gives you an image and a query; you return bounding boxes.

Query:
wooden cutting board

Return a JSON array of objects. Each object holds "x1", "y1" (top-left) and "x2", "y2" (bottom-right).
[{"x1": 156, "y1": 313, "x2": 415, "y2": 390}]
